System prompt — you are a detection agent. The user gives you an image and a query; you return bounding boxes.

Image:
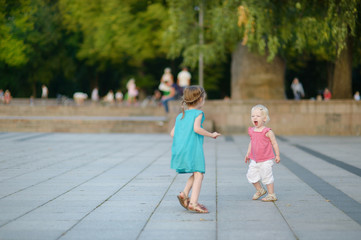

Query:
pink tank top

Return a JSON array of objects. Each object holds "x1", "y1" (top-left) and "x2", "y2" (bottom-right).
[{"x1": 248, "y1": 127, "x2": 275, "y2": 162}]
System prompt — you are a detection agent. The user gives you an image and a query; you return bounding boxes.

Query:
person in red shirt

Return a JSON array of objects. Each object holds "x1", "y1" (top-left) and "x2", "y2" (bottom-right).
[
  {"x1": 4, "y1": 90, "x2": 11, "y2": 104},
  {"x1": 323, "y1": 88, "x2": 332, "y2": 100}
]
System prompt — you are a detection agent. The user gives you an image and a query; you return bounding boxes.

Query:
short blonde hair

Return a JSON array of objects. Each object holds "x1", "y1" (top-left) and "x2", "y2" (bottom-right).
[{"x1": 251, "y1": 104, "x2": 270, "y2": 124}]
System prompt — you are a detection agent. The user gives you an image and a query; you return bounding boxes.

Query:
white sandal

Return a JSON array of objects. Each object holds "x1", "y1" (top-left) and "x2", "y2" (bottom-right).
[
  {"x1": 262, "y1": 193, "x2": 277, "y2": 202},
  {"x1": 252, "y1": 188, "x2": 267, "y2": 200}
]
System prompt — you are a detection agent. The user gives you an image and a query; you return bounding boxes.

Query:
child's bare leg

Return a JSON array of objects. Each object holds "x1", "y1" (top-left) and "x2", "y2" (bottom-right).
[
  {"x1": 252, "y1": 181, "x2": 263, "y2": 190},
  {"x1": 182, "y1": 174, "x2": 194, "y2": 197},
  {"x1": 266, "y1": 183, "x2": 274, "y2": 194},
  {"x1": 177, "y1": 174, "x2": 194, "y2": 208},
  {"x1": 189, "y1": 172, "x2": 203, "y2": 204},
  {"x1": 251, "y1": 181, "x2": 267, "y2": 200},
  {"x1": 261, "y1": 183, "x2": 277, "y2": 201}
]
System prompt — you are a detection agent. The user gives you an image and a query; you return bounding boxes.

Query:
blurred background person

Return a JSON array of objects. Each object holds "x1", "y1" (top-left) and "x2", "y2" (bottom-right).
[
  {"x1": 91, "y1": 87, "x2": 99, "y2": 102},
  {"x1": 323, "y1": 88, "x2": 332, "y2": 101},
  {"x1": 290, "y1": 78, "x2": 305, "y2": 100},
  {"x1": 354, "y1": 91, "x2": 360, "y2": 101},
  {"x1": 104, "y1": 90, "x2": 115, "y2": 104},
  {"x1": 151, "y1": 89, "x2": 162, "y2": 106},
  {"x1": 161, "y1": 81, "x2": 178, "y2": 113},
  {"x1": 177, "y1": 67, "x2": 191, "y2": 91},
  {"x1": 115, "y1": 90, "x2": 123, "y2": 105},
  {"x1": 41, "y1": 85, "x2": 48, "y2": 99},
  {"x1": 0, "y1": 89, "x2": 4, "y2": 104},
  {"x1": 159, "y1": 67, "x2": 173, "y2": 96},
  {"x1": 126, "y1": 78, "x2": 138, "y2": 105},
  {"x1": 73, "y1": 92, "x2": 88, "y2": 105},
  {"x1": 4, "y1": 90, "x2": 11, "y2": 104}
]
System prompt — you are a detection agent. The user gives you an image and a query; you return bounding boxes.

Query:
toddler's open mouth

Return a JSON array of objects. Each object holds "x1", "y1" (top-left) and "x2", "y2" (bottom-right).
[{"x1": 254, "y1": 121, "x2": 258, "y2": 126}]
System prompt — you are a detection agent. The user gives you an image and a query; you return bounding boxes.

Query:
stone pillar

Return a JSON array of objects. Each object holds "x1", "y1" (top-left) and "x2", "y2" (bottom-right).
[{"x1": 231, "y1": 43, "x2": 286, "y2": 100}]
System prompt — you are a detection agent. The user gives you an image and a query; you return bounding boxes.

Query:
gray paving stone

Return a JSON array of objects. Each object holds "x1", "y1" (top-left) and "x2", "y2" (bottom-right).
[{"x1": 0, "y1": 133, "x2": 360, "y2": 240}]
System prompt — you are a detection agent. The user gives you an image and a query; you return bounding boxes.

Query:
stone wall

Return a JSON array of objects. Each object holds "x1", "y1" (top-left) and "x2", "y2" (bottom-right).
[
  {"x1": 0, "y1": 101, "x2": 168, "y2": 133},
  {"x1": 0, "y1": 102, "x2": 165, "y2": 116},
  {"x1": 169, "y1": 100, "x2": 361, "y2": 136},
  {"x1": 1, "y1": 99, "x2": 360, "y2": 135}
]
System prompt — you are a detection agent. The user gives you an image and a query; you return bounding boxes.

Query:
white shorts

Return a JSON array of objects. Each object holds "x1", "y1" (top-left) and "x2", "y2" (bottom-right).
[{"x1": 246, "y1": 159, "x2": 274, "y2": 185}]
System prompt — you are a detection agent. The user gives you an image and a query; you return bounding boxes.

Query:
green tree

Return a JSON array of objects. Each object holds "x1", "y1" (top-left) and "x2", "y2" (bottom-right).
[
  {"x1": 0, "y1": 0, "x2": 33, "y2": 66},
  {"x1": 165, "y1": 0, "x2": 232, "y2": 97},
  {"x1": 167, "y1": 0, "x2": 360, "y2": 99},
  {"x1": 25, "y1": 0, "x2": 76, "y2": 97},
  {"x1": 166, "y1": 0, "x2": 285, "y2": 99},
  {"x1": 233, "y1": 0, "x2": 359, "y2": 99},
  {"x1": 1, "y1": 0, "x2": 177, "y2": 98},
  {"x1": 0, "y1": 0, "x2": 76, "y2": 97},
  {"x1": 59, "y1": 0, "x2": 170, "y2": 92}
]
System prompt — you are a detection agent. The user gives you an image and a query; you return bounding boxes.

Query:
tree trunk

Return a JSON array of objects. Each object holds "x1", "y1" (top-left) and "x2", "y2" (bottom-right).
[
  {"x1": 332, "y1": 38, "x2": 353, "y2": 99},
  {"x1": 327, "y1": 62, "x2": 334, "y2": 91},
  {"x1": 231, "y1": 43, "x2": 285, "y2": 100}
]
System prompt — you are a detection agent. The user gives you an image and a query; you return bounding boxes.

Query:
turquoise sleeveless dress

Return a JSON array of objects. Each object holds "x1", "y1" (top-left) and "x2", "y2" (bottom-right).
[{"x1": 171, "y1": 109, "x2": 205, "y2": 173}]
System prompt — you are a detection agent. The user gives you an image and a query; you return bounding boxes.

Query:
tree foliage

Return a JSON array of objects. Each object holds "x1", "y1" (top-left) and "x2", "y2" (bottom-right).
[
  {"x1": 169, "y1": 0, "x2": 359, "y2": 65},
  {"x1": 0, "y1": 0, "x2": 33, "y2": 66},
  {"x1": 0, "y1": 0, "x2": 173, "y2": 97},
  {"x1": 238, "y1": 0, "x2": 358, "y2": 63},
  {"x1": 166, "y1": 0, "x2": 221, "y2": 68},
  {"x1": 59, "y1": 0, "x2": 169, "y2": 67},
  {"x1": 167, "y1": 0, "x2": 360, "y2": 98},
  {"x1": 1, "y1": 0, "x2": 360, "y2": 98}
]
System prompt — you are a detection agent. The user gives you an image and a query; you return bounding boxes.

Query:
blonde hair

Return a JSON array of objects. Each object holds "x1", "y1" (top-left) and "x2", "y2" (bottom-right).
[
  {"x1": 251, "y1": 104, "x2": 270, "y2": 124},
  {"x1": 181, "y1": 85, "x2": 206, "y2": 119}
]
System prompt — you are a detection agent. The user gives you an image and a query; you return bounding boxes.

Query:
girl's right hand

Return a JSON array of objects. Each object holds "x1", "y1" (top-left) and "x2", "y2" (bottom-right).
[
  {"x1": 245, "y1": 156, "x2": 250, "y2": 163},
  {"x1": 211, "y1": 132, "x2": 221, "y2": 139}
]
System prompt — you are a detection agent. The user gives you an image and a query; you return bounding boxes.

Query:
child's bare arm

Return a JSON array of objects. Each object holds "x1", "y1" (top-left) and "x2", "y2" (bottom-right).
[
  {"x1": 245, "y1": 142, "x2": 251, "y2": 163},
  {"x1": 194, "y1": 114, "x2": 221, "y2": 138},
  {"x1": 170, "y1": 126, "x2": 175, "y2": 137},
  {"x1": 267, "y1": 130, "x2": 280, "y2": 163}
]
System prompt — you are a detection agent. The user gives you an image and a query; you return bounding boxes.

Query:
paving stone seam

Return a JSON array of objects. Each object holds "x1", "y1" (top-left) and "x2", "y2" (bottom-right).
[
  {"x1": 218, "y1": 139, "x2": 299, "y2": 239},
  {"x1": 274, "y1": 202, "x2": 299, "y2": 239},
  {"x1": 58, "y1": 149, "x2": 170, "y2": 240},
  {"x1": 0, "y1": 138, "x2": 86, "y2": 172},
  {"x1": 0, "y1": 143, "x2": 132, "y2": 200},
  {"x1": 277, "y1": 136, "x2": 361, "y2": 176},
  {"x1": 0, "y1": 135, "x2": 62, "y2": 167},
  {"x1": 0, "y1": 141, "x2": 159, "y2": 229},
  {"x1": 0, "y1": 151, "x2": 83, "y2": 181},
  {"x1": 15, "y1": 133, "x2": 52, "y2": 142},
  {"x1": 2, "y1": 138, "x2": 124, "y2": 172},
  {"x1": 280, "y1": 153, "x2": 361, "y2": 226},
  {"x1": 293, "y1": 144, "x2": 361, "y2": 177},
  {"x1": 0, "y1": 132, "x2": 24, "y2": 141},
  {"x1": 136, "y1": 170, "x2": 177, "y2": 240},
  {"x1": 0, "y1": 143, "x2": 91, "y2": 182}
]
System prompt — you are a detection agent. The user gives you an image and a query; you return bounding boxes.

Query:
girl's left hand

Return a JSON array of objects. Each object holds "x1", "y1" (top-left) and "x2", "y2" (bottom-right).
[
  {"x1": 211, "y1": 132, "x2": 221, "y2": 139},
  {"x1": 275, "y1": 156, "x2": 280, "y2": 163}
]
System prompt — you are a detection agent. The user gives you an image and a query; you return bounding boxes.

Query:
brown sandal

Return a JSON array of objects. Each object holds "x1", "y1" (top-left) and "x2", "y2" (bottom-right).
[
  {"x1": 177, "y1": 192, "x2": 189, "y2": 209},
  {"x1": 187, "y1": 202, "x2": 209, "y2": 213}
]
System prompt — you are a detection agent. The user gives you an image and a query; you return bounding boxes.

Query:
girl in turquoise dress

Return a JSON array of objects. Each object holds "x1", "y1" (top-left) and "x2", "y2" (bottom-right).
[{"x1": 170, "y1": 86, "x2": 221, "y2": 213}]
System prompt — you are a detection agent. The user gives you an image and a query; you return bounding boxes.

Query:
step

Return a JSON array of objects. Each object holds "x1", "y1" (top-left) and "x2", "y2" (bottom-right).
[{"x1": 0, "y1": 116, "x2": 169, "y2": 133}]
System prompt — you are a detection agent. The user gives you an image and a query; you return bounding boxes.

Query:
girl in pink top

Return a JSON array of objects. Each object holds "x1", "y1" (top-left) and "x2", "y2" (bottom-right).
[{"x1": 245, "y1": 105, "x2": 280, "y2": 201}]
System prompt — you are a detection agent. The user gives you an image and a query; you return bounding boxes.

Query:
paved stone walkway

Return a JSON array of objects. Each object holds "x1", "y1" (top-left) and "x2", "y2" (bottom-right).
[{"x1": 0, "y1": 132, "x2": 360, "y2": 240}]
